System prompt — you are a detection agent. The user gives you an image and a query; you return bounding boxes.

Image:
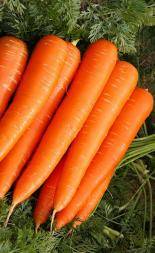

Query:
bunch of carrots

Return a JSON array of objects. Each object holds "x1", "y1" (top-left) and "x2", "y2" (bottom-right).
[{"x1": 0, "y1": 35, "x2": 153, "y2": 232}]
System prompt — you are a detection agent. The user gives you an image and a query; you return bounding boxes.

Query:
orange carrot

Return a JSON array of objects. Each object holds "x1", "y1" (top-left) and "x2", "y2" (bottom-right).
[
  {"x1": 33, "y1": 156, "x2": 65, "y2": 232},
  {"x1": 55, "y1": 88, "x2": 153, "y2": 229},
  {"x1": 0, "y1": 42, "x2": 80, "y2": 199},
  {"x1": 0, "y1": 35, "x2": 67, "y2": 161},
  {"x1": 0, "y1": 36, "x2": 28, "y2": 118},
  {"x1": 73, "y1": 172, "x2": 113, "y2": 229},
  {"x1": 8, "y1": 39, "x2": 117, "y2": 219},
  {"x1": 54, "y1": 61, "x2": 138, "y2": 213}
]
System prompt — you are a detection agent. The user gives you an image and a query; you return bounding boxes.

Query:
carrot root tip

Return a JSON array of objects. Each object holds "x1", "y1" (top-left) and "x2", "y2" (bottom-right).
[
  {"x1": 67, "y1": 229, "x2": 73, "y2": 237},
  {"x1": 50, "y1": 209, "x2": 56, "y2": 232},
  {"x1": 4, "y1": 203, "x2": 16, "y2": 227},
  {"x1": 35, "y1": 224, "x2": 40, "y2": 233}
]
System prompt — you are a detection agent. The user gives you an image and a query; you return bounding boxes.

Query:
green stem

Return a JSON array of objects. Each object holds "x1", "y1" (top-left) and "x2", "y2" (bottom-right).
[
  {"x1": 119, "y1": 144, "x2": 155, "y2": 168},
  {"x1": 132, "y1": 134, "x2": 155, "y2": 144},
  {"x1": 118, "y1": 168, "x2": 152, "y2": 212},
  {"x1": 149, "y1": 176, "x2": 155, "y2": 180},
  {"x1": 103, "y1": 225, "x2": 124, "y2": 240},
  {"x1": 141, "y1": 123, "x2": 148, "y2": 136},
  {"x1": 119, "y1": 184, "x2": 143, "y2": 212},
  {"x1": 132, "y1": 161, "x2": 152, "y2": 241},
  {"x1": 134, "y1": 167, "x2": 147, "y2": 239},
  {"x1": 147, "y1": 179, "x2": 153, "y2": 241}
]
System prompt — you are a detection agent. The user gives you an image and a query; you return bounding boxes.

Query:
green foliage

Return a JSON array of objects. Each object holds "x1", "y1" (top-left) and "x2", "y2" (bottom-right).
[
  {"x1": 0, "y1": 0, "x2": 81, "y2": 43},
  {"x1": 80, "y1": 0, "x2": 155, "y2": 53},
  {"x1": 0, "y1": 200, "x2": 63, "y2": 253},
  {"x1": 0, "y1": 159, "x2": 155, "y2": 252},
  {"x1": 0, "y1": 0, "x2": 155, "y2": 52},
  {"x1": 119, "y1": 134, "x2": 155, "y2": 167}
]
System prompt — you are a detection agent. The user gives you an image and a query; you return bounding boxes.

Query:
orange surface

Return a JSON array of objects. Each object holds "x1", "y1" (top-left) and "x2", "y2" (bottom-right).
[
  {"x1": 0, "y1": 36, "x2": 28, "y2": 118},
  {"x1": 56, "y1": 88, "x2": 153, "y2": 229},
  {"x1": 0, "y1": 42, "x2": 80, "y2": 199},
  {"x1": 33, "y1": 156, "x2": 65, "y2": 230},
  {"x1": 0, "y1": 35, "x2": 67, "y2": 161},
  {"x1": 12, "y1": 39, "x2": 117, "y2": 207},
  {"x1": 54, "y1": 61, "x2": 138, "y2": 212}
]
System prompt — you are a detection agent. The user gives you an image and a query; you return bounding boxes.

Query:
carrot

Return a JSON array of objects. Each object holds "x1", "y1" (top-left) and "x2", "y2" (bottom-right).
[
  {"x1": 7, "y1": 39, "x2": 117, "y2": 221},
  {"x1": 55, "y1": 88, "x2": 153, "y2": 229},
  {"x1": 33, "y1": 156, "x2": 65, "y2": 232},
  {"x1": 0, "y1": 35, "x2": 67, "y2": 161},
  {"x1": 54, "y1": 61, "x2": 138, "y2": 213},
  {"x1": 0, "y1": 36, "x2": 28, "y2": 118},
  {"x1": 73, "y1": 172, "x2": 113, "y2": 229},
  {"x1": 0, "y1": 42, "x2": 80, "y2": 199}
]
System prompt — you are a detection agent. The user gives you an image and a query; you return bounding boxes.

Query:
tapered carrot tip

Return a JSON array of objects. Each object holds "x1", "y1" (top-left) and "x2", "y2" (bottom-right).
[
  {"x1": 72, "y1": 220, "x2": 82, "y2": 229},
  {"x1": 4, "y1": 203, "x2": 17, "y2": 227},
  {"x1": 67, "y1": 229, "x2": 73, "y2": 237},
  {"x1": 50, "y1": 209, "x2": 56, "y2": 232},
  {"x1": 35, "y1": 224, "x2": 40, "y2": 234}
]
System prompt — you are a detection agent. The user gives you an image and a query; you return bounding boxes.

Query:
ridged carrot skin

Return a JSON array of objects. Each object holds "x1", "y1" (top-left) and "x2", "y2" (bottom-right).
[
  {"x1": 54, "y1": 61, "x2": 138, "y2": 212},
  {"x1": 12, "y1": 40, "x2": 117, "y2": 207},
  {"x1": 0, "y1": 36, "x2": 28, "y2": 118},
  {"x1": 55, "y1": 88, "x2": 153, "y2": 229},
  {"x1": 33, "y1": 157, "x2": 65, "y2": 231},
  {"x1": 73, "y1": 173, "x2": 113, "y2": 229},
  {"x1": 0, "y1": 35, "x2": 67, "y2": 161},
  {"x1": 0, "y1": 42, "x2": 80, "y2": 199}
]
